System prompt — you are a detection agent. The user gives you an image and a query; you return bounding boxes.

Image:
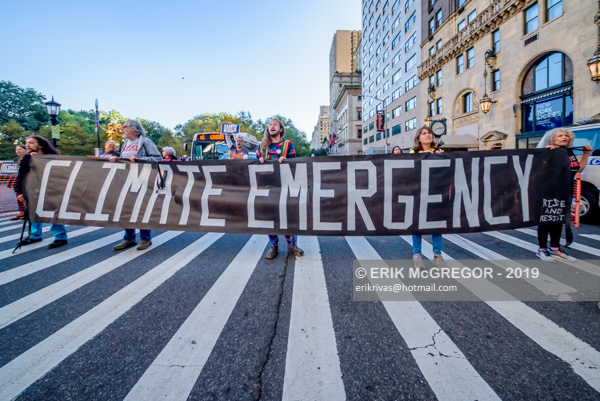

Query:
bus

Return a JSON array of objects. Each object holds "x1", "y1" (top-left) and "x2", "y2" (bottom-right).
[{"x1": 187, "y1": 132, "x2": 260, "y2": 160}]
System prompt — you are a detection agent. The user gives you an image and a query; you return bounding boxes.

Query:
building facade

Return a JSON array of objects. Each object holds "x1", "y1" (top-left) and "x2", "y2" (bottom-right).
[
  {"x1": 310, "y1": 106, "x2": 330, "y2": 150},
  {"x1": 418, "y1": 0, "x2": 600, "y2": 150},
  {"x1": 361, "y1": 0, "x2": 424, "y2": 153}
]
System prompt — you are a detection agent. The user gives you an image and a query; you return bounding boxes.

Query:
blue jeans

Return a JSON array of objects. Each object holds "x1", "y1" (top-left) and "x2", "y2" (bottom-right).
[
  {"x1": 124, "y1": 229, "x2": 151, "y2": 242},
  {"x1": 268, "y1": 235, "x2": 297, "y2": 248},
  {"x1": 412, "y1": 234, "x2": 442, "y2": 256},
  {"x1": 30, "y1": 223, "x2": 67, "y2": 240}
]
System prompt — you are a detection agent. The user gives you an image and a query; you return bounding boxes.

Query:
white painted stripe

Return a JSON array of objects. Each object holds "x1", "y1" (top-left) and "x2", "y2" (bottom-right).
[
  {"x1": 0, "y1": 232, "x2": 223, "y2": 401},
  {"x1": 0, "y1": 231, "x2": 183, "y2": 329},
  {"x1": 405, "y1": 236, "x2": 600, "y2": 392},
  {"x1": 517, "y1": 228, "x2": 600, "y2": 257},
  {"x1": 0, "y1": 226, "x2": 102, "y2": 257},
  {"x1": 0, "y1": 219, "x2": 21, "y2": 227},
  {"x1": 580, "y1": 234, "x2": 600, "y2": 242},
  {"x1": 0, "y1": 231, "x2": 123, "y2": 285},
  {"x1": 445, "y1": 234, "x2": 577, "y2": 300},
  {"x1": 283, "y1": 236, "x2": 346, "y2": 401},
  {"x1": 484, "y1": 231, "x2": 600, "y2": 277},
  {"x1": 346, "y1": 236, "x2": 500, "y2": 401},
  {"x1": 0, "y1": 226, "x2": 51, "y2": 245},
  {"x1": 0, "y1": 223, "x2": 22, "y2": 233},
  {"x1": 124, "y1": 235, "x2": 267, "y2": 401}
]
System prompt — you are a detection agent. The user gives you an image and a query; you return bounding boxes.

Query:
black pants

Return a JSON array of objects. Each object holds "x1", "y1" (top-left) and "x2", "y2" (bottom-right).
[{"x1": 538, "y1": 223, "x2": 562, "y2": 249}]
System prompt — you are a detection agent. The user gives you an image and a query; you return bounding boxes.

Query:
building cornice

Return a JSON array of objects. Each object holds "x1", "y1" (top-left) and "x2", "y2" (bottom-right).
[{"x1": 332, "y1": 83, "x2": 362, "y2": 110}]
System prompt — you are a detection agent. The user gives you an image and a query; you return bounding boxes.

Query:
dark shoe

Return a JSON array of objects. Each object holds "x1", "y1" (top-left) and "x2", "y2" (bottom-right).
[
  {"x1": 18, "y1": 237, "x2": 43, "y2": 246},
  {"x1": 137, "y1": 240, "x2": 152, "y2": 250},
  {"x1": 10, "y1": 216, "x2": 20, "y2": 220},
  {"x1": 289, "y1": 246, "x2": 304, "y2": 257},
  {"x1": 114, "y1": 240, "x2": 137, "y2": 250},
  {"x1": 265, "y1": 247, "x2": 278, "y2": 259},
  {"x1": 48, "y1": 239, "x2": 68, "y2": 249}
]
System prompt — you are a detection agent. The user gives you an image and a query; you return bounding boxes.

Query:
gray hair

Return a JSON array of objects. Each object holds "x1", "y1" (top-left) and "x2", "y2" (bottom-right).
[
  {"x1": 162, "y1": 146, "x2": 176, "y2": 157},
  {"x1": 105, "y1": 140, "x2": 117, "y2": 146},
  {"x1": 124, "y1": 119, "x2": 145, "y2": 137},
  {"x1": 537, "y1": 127, "x2": 574, "y2": 148}
]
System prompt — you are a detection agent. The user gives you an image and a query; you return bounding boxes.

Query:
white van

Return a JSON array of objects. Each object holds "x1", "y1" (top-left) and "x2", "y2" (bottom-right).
[{"x1": 570, "y1": 123, "x2": 600, "y2": 224}]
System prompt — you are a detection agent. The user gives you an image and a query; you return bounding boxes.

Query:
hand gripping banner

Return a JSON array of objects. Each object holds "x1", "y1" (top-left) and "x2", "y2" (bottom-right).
[{"x1": 24, "y1": 149, "x2": 570, "y2": 236}]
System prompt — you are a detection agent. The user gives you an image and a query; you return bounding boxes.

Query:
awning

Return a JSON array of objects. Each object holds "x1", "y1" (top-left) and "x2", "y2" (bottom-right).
[{"x1": 513, "y1": 86, "x2": 572, "y2": 107}]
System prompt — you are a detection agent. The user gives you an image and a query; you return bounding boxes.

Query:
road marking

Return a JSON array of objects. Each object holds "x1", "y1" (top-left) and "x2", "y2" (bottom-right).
[
  {"x1": 580, "y1": 234, "x2": 600, "y2": 242},
  {"x1": 408, "y1": 236, "x2": 600, "y2": 392},
  {"x1": 0, "y1": 226, "x2": 51, "y2": 246},
  {"x1": 0, "y1": 231, "x2": 183, "y2": 329},
  {"x1": 0, "y1": 226, "x2": 102, "y2": 257},
  {"x1": 517, "y1": 228, "x2": 600, "y2": 257},
  {"x1": 484, "y1": 231, "x2": 600, "y2": 277},
  {"x1": 124, "y1": 234, "x2": 266, "y2": 401},
  {"x1": 445, "y1": 234, "x2": 577, "y2": 300},
  {"x1": 282, "y1": 236, "x2": 346, "y2": 401},
  {"x1": 0, "y1": 220, "x2": 21, "y2": 227},
  {"x1": 0, "y1": 232, "x2": 224, "y2": 401},
  {"x1": 346, "y1": 236, "x2": 500, "y2": 401},
  {"x1": 0, "y1": 223, "x2": 22, "y2": 233}
]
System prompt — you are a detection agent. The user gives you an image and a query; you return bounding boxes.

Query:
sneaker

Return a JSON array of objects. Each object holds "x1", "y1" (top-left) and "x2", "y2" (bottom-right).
[
  {"x1": 48, "y1": 239, "x2": 68, "y2": 249},
  {"x1": 432, "y1": 254, "x2": 448, "y2": 269},
  {"x1": 114, "y1": 240, "x2": 137, "y2": 251},
  {"x1": 289, "y1": 246, "x2": 304, "y2": 257},
  {"x1": 413, "y1": 254, "x2": 425, "y2": 269},
  {"x1": 549, "y1": 248, "x2": 576, "y2": 261},
  {"x1": 137, "y1": 240, "x2": 152, "y2": 250},
  {"x1": 18, "y1": 237, "x2": 43, "y2": 246},
  {"x1": 536, "y1": 248, "x2": 555, "y2": 262},
  {"x1": 265, "y1": 247, "x2": 278, "y2": 259}
]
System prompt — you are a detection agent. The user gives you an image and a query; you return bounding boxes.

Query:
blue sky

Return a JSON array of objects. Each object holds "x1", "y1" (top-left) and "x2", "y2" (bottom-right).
[{"x1": 0, "y1": 0, "x2": 361, "y2": 139}]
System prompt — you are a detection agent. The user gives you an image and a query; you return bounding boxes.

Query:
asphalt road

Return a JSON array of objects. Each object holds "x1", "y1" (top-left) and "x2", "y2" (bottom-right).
[{"x1": 0, "y1": 218, "x2": 598, "y2": 401}]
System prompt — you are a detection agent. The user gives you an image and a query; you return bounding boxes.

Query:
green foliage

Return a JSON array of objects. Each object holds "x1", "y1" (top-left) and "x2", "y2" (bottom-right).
[
  {"x1": 0, "y1": 120, "x2": 28, "y2": 160},
  {"x1": 0, "y1": 81, "x2": 48, "y2": 132}
]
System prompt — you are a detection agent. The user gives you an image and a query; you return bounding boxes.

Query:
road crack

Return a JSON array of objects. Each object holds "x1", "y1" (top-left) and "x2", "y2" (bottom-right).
[{"x1": 409, "y1": 328, "x2": 452, "y2": 358}]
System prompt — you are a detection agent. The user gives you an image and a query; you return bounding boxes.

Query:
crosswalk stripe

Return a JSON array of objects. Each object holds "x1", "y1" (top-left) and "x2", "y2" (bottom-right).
[
  {"x1": 0, "y1": 219, "x2": 21, "y2": 227},
  {"x1": 346, "y1": 236, "x2": 500, "y2": 401},
  {"x1": 580, "y1": 234, "x2": 600, "y2": 241},
  {"x1": 283, "y1": 236, "x2": 346, "y2": 401},
  {"x1": 445, "y1": 234, "x2": 577, "y2": 300},
  {"x1": 0, "y1": 231, "x2": 183, "y2": 329},
  {"x1": 0, "y1": 226, "x2": 102, "y2": 257},
  {"x1": 484, "y1": 231, "x2": 600, "y2": 277},
  {"x1": 0, "y1": 232, "x2": 123, "y2": 285},
  {"x1": 517, "y1": 228, "x2": 600, "y2": 257},
  {"x1": 124, "y1": 234, "x2": 267, "y2": 401},
  {"x1": 0, "y1": 226, "x2": 51, "y2": 246},
  {"x1": 0, "y1": 223, "x2": 22, "y2": 233},
  {"x1": 405, "y1": 236, "x2": 600, "y2": 392},
  {"x1": 0, "y1": 232, "x2": 224, "y2": 401}
]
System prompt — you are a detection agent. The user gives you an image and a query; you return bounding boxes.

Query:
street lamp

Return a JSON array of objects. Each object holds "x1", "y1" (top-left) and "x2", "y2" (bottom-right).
[
  {"x1": 45, "y1": 96, "x2": 61, "y2": 148},
  {"x1": 588, "y1": 1, "x2": 600, "y2": 83},
  {"x1": 480, "y1": 66, "x2": 497, "y2": 114}
]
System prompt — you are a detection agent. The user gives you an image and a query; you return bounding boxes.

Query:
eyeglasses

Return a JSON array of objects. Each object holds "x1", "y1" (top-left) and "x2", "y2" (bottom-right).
[{"x1": 122, "y1": 125, "x2": 130, "y2": 129}]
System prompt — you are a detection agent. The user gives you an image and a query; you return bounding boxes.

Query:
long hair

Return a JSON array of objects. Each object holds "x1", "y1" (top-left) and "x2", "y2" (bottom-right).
[
  {"x1": 260, "y1": 118, "x2": 286, "y2": 154},
  {"x1": 412, "y1": 126, "x2": 434, "y2": 152},
  {"x1": 537, "y1": 128, "x2": 574, "y2": 148},
  {"x1": 27, "y1": 135, "x2": 60, "y2": 155}
]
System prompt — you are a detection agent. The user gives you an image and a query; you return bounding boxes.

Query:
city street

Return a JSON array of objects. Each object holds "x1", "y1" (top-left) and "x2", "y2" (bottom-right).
[{"x1": 0, "y1": 219, "x2": 598, "y2": 400}]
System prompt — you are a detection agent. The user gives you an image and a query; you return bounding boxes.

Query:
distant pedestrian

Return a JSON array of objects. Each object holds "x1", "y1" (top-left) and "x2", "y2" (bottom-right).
[
  {"x1": 257, "y1": 118, "x2": 304, "y2": 259},
  {"x1": 229, "y1": 136, "x2": 249, "y2": 159},
  {"x1": 15, "y1": 136, "x2": 68, "y2": 248},
  {"x1": 180, "y1": 154, "x2": 189, "y2": 161},
  {"x1": 109, "y1": 119, "x2": 162, "y2": 251},
  {"x1": 9, "y1": 145, "x2": 27, "y2": 220},
  {"x1": 392, "y1": 146, "x2": 401, "y2": 155},
  {"x1": 100, "y1": 140, "x2": 120, "y2": 158},
  {"x1": 162, "y1": 146, "x2": 179, "y2": 161}
]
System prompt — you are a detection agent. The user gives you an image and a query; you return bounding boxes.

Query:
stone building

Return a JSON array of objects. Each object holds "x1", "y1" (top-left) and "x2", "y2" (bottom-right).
[
  {"x1": 418, "y1": 0, "x2": 600, "y2": 149},
  {"x1": 310, "y1": 106, "x2": 330, "y2": 150}
]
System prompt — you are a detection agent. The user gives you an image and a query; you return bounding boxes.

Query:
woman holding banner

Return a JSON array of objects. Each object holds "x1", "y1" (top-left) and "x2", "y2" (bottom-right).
[
  {"x1": 410, "y1": 126, "x2": 446, "y2": 269},
  {"x1": 535, "y1": 128, "x2": 593, "y2": 261}
]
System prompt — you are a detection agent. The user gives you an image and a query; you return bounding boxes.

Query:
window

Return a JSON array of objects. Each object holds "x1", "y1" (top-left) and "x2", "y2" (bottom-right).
[
  {"x1": 376, "y1": 45, "x2": 382, "y2": 57},
  {"x1": 405, "y1": 0, "x2": 413, "y2": 12},
  {"x1": 383, "y1": 65, "x2": 390, "y2": 77},
  {"x1": 369, "y1": 70, "x2": 374, "y2": 80},
  {"x1": 492, "y1": 69, "x2": 500, "y2": 91},
  {"x1": 376, "y1": 74, "x2": 382, "y2": 85},
  {"x1": 436, "y1": 69, "x2": 442, "y2": 86},
  {"x1": 383, "y1": 16, "x2": 390, "y2": 30},
  {"x1": 463, "y1": 92, "x2": 473, "y2": 113},
  {"x1": 405, "y1": 32, "x2": 416, "y2": 52},
  {"x1": 429, "y1": 46, "x2": 435, "y2": 57},
  {"x1": 492, "y1": 29, "x2": 500, "y2": 53},
  {"x1": 466, "y1": 47, "x2": 474, "y2": 69},
  {"x1": 405, "y1": 75, "x2": 418, "y2": 92},
  {"x1": 392, "y1": 88, "x2": 402, "y2": 101},
  {"x1": 429, "y1": 18, "x2": 435, "y2": 35},
  {"x1": 364, "y1": 138, "x2": 368, "y2": 145},
  {"x1": 392, "y1": 51, "x2": 401, "y2": 67},
  {"x1": 406, "y1": 96, "x2": 417, "y2": 111},
  {"x1": 546, "y1": 0, "x2": 562, "y2": 22},
  {"x1": 405, "y1": 54, "x2": 416, "y2": 71},
  {"x1": 376, "y1": 15, "x2": 381, "y2": 28},
  {"x1": 369, "y1": 56, "x2": 374, "y2": 67},
  {"x1": 383, "y1": 0, "x2": 389, "y2": 13},
  {"x1": 458, "y1": 19, "x2": 466, "y2": 31},
  {"x1": 405, "y1": 118, "x2": 417, "y2": 131},
  {"x1": 392, "y1": 0, "x2": 400, "y2": 14},
  {"x1": 436, "y1": 39, "x2": 442, "y2": 50},
  {"x1": 392, "y1": 33, "x2": 401, "y2": 49},
  {"x1": 405, "y1": 12, "x2": 416, "y2": 32},
  {"x1": 531, "y1": 52, "x2": 565, "y2": 92},
  {"x1": 392, "y1": 16, "x2": 400, "y2": 32},
  {"x1": 383, "y1": 48, "x2": 390, "y2": 61},
  {"x1": 456, "y1": 54, "x2": 464, "y2": 74},
  {"x1": 392, "y1": 124, "x2": 401, "y2": 135},
  {"x1": 457, "y1": 0, "x2": 465, "y2": 6},
  {"x1": 429, "y1": 101, "x2": 435, "y2": 117},
  {"x1": 436, "y1": 10, "x2": 442, "y2": 27},
  {"x1": 376, "y1": 30, "x2": 382, "y2": 43},
  {"x1": 429, "y1": 74, "x2": 435, "y2": 87},
  {"x1": 369, "y1": 14, "x2": 374, "y2": 27},
  {"x1": 392, "y1": 70, "x2": 402, "y2": 84},
  {"x1": 376, "y1": 60, "x2": 382, "y2": 71},
  {"x1": 392, "y1": 106, "x2": 402, "y2": 118},
  {"x1": 468, "y1": 10, "x2": 476, "y2": 23},
  {"x1": 369, "y1": 135, "x2": 375, "y2": 143},
  {"x1": 429, "y1": 0, "x2": 435, "y2": 6},
  {"x1": 524, "y1": 3, "x2": 538, "y2": 34},
  {"x1": 383, "y1": 80, "x2": 390, "y2": 92},
  {"x1": 383, "y1": 32, "x2": 390, "y2": 46},
  {"x1": 436, "y1": 98, "x2": 443, "y2": 114}
]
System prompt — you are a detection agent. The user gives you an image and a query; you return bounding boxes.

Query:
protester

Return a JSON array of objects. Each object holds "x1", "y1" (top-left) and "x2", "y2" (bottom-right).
[
  {"x1": 229, "y1": 136, "x2": 249, "y2": 159},
  {"x1": 392, "y1": 145, "x2": 401, "y2": 155},
  {"x1": 410, "y1": 126, "x2": 445, "y2": 269},
  {"x1": 257, "y1": 118, "x2": 304, "y2": 259},
  {"x1": 180, "y1": 154, "x2": 189, "y2": 161},
  {"x1": 109, "y1": 119, "x2": 162, "y2": 251},
  {"x1": 9, "y1": 145, "x2": 27, "y2": 220},
  {"x1": 100, "y1": 140, "x2": 120, "y2": 158},
  {"x1": 15, "y1": 136, "x2": 68, "y2": 248},
  {"x1": 535, "y1": 128, "x2": 593, "y2": 261},
  {"x1": 162, "y1": 146, "x2": 178, "y2": 161}
]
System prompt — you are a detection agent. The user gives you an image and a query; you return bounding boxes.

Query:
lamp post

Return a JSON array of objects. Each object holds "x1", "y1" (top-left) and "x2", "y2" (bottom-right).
[
  {"x1": 95, "y1": 99, "x2": 100, "y2": 151},
  {"x1": 45, "y1": 96, "x2": 61, "y2": 148},
  {"x1": 588, "y1": 0, "x2": 600, "y2": 83},
  {"x1": 480, "y1": 57, "x2": 497, "y2": 114},
  {"x1": 362, "y1": 94, "x2": 388, "y2": 154}
]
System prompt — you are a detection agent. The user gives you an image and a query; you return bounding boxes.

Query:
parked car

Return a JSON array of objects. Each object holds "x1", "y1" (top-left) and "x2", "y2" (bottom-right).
[{"x1": 571, "y1": 123, "x2": 600, "y2": 224}]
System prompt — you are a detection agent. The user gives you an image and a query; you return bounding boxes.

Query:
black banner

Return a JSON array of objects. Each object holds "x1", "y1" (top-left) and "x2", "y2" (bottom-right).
[{"x1": 24, "y1": 149, "x2": 570, "y2": 236}]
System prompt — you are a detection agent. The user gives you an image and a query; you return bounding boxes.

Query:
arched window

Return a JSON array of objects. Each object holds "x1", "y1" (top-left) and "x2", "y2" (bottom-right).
[{"x1": 518, "y1": 52, "x2": 573, "y2": 147}]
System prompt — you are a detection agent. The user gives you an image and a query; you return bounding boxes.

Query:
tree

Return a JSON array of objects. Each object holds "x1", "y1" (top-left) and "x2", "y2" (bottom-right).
[
  {"x1": 0, "y1": 81, "x2": 49, "y2": 132},
  {"x1": 0, "y1": 120, "x2": 27, "y2": 160}
]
